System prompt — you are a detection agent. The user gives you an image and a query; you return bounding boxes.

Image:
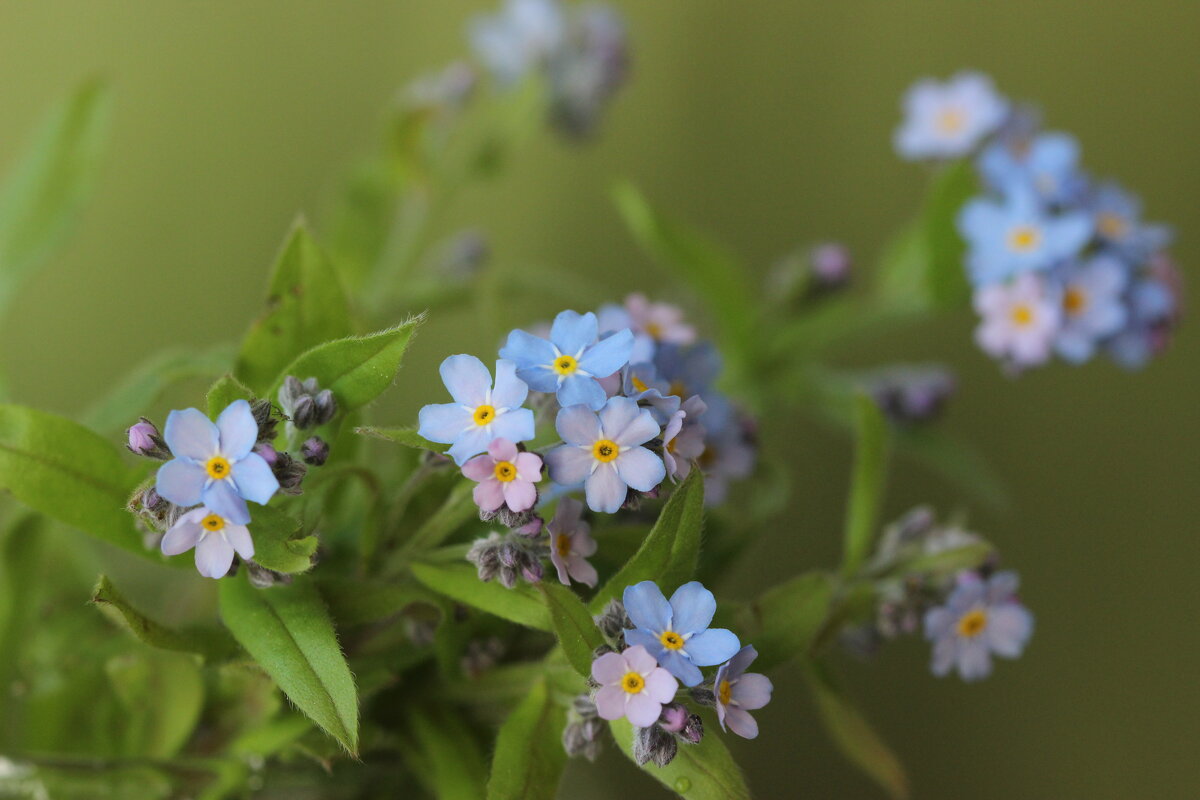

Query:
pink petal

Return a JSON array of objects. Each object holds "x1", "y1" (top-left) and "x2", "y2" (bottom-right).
[
  {"x1": 591, "y1": 651, "x2": 627, "y2": 685},
  {"x1": 513, "y1": 451, "x2": 543, "y2": 480},
  {"x1": 624, "y1": 693, "x2": 663, "y2": 728},
  {"x1": 566, "y1": 555, "x2": 598, "y2": 588},
  {"x1": 502, "y1": 479, "x2": 537, "y2": 512},
  {"x1": 642, "y1": 668, "x2": 679, "y2": 704},
  {"x1": 623, "y1": 644, "x2": 659, "y2": 676},
  {"x1": 593, "y1": 685, "x2": 627, "y2": 721},
  {"x1": 487, "y1": 437, "x2": 518, "y2": 462},
  {"x1": 462, "y1": 455, "x2": 496, "y2": 482},
  {"x1": 473, "y1": 480, "x2": 505, "y2": 512}
]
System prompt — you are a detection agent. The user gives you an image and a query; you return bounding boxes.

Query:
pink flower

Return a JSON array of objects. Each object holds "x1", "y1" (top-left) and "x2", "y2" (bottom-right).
[
  {"x1": 661, "y1": 395, "x2": 707, "y2": 481},
  {"x1": 462, "y1": 438, "x2": 542, "y2": 513},
  {"x1": 547, "y1": 497, "x2": 598, "y2": 587},
  {"x1": 592, "y1": 645, "x2": 678, "y2": 727},
  {"x1": 624, "y1": 293, "x2": 696, "y2": 345},
  {"x1": 973, "y1": 273, "x2": 1061, "y2": 368}
]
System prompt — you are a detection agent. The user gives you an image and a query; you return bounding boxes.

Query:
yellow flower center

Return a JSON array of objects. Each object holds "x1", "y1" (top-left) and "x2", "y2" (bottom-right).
[
  {"x1": 621, "y1": 672, "x2": 645, "y2": 694},
  {"x1": 659, "y1": 630, "x2": 685, "y2": 650},
  {"x1": 644, "y1": 322, "x2": 664, "y2": 339},
  {"x1": 718, "y1": 679, "x2": 733, "y2": 706},
  {"x1": 473, "y1": 405, "x2": 496, "y2": 426},
  {"x1": 1010, "y1": 304, "x2": 1035, "y2": 327},
  {"x1": 200, "y1": 513, "x2": 226, "y2": 532},
  {"x1": 555, "y1": 534, "x2": 572, "y2": 557},
  {"x1": 668, "y1": 380, "x2": 687, "y2": 398},
  {"x1": 493, "y1": 460, "x2": 517, "y2": 482},
  {"x1": 631, "y1": 375, "x2": 649, "y2": 393},
  {"x1": 1063, "y1": 287, "x2": 1088, "y2": 315},
  {"x1": 592, "y1": 439, "x2": 620, "y2": 463},
  {"x1": 553, "y1": 355, "x2": 579, "y2": 376},
  {"x1": 205, "y1": 456, "x2": 231, "y2": 480},
  {"x1": 1098, "y1": 212, "x2": 1128, "y2": 240},
  {"x1": 1007, "y1": 225, "x2": 1042, "y2": 253},
  {"x1": 957, "y1": 608, "x2": 989, "y2": 638},
  {"x1": 936, "y1": 107, "x2": 966, "y2": 134}
]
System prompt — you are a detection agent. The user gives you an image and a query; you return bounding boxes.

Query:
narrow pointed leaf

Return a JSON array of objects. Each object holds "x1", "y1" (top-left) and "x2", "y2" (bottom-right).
[
  {"x1": 610, "y1": 717, "x2": 751, "y2": 800},
  {"x1": 91, "y1": 575, "x2": 240, "y2": 661},
  {"x1": 354, "y1": 425, "x2": 438, "y2": 450},
  {"x1": 538, "y1": 582, "x2": 605, "y2": 677},
  {"x1": 410, "y1": 562, "x2": 551, "y2": 631},
  {"x1": 486, "y1": 679, "x2": 567, "y2": 800},
  {"x1": 842, "y1": 393, "x2": 890, "y2": 576},
  {"x1": 736, "y1": 571, "x2": 834, "y2": 671}
]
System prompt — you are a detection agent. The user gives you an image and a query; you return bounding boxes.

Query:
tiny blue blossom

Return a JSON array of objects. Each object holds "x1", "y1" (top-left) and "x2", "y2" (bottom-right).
[
  {"x1": 623, "y1": 580, "x2": 741, "y2": 687},
  {"x1": 978, "y1": 131, "x2": 1083, "y2": 205},
  {"x1": 1088, "y1": 181, "x2": 1174, "y2": 260},
  {"x1": 894, "y1": 72, "x2": 1009, "y2": 160},
  {"x1": 621, "y1": 362, "x2": 681, "y2": 424},
  {"x1": 544, "y1": 396, "x2": 665, "y2": 513},
  {"x1": 155, "y1": 400, "x2": 279, "y2": 524},
  {"x1": 714, "y1": 646, "x2": 773, "y2": 740},
  {"x1": 958, "y1": 187, "x2": 1093, "y2": 285},
  {"x1": 418, "y1": 355, "x2": 536, "y2": 466},
  {"x1": 924, "y1": 570, "x2": 1034, "y2": 682},
  {"x1": 1054, "y1": 256, "x2": 1129, "y2": 363},
  {"x1": 1107, "y1": 256, "x2": 1181, "y2": 369},
  {"x1": 500, "y1": 309, "x2": 633, "y2": 411},
  {"x1": 469, "y1": 0, "x2": 565, "y2": 86}
]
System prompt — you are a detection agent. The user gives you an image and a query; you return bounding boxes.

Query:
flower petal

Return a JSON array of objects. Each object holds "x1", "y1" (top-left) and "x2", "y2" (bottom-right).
[
  {"x1": 555, "y1": 405, "x2": 601, "y2": 445},
  {"x1": 658, "y1": 649, "x2": 703, "y2": 687},
  {"x1": 591, "y1": 651, "x2": 627, "y2": 685},
  {"x1": 614, "y1": 446, "x2": 666, "y2": 493},
  {"x1": 683, "y1": 628, "x2": 741, "y2": 667},
  {"x1": 931, "y1": 635, "x2": 957, "y2": 676},
  {"x1": 439, "y1": 354, "x2": 493, "y2": 406},
  {"x1": 473, "y1": 480, "x2": 505, "y2": 512},
  {"x1": 593, "y1": 686, "x2": 628, "y2": 721},
  {"x1": 447, "y1": 426, "x2": 494, "y2": 466},
  {"x1": 499, "y1": 329, "x2": 557, "y2": 371},
  {"x1": 231, "y1": 452, "x2": 279, "y2": 505},
  {"x1": 668, "y1": 581, "x2": 716, "y2": 635},
  {"x1": 624, "y1": 692, "x2": 663, "y2": 728},
  {"x1": 163, "y1": 408, "x2": 219, "y2": 461},
  {"x1": 986, "y1": 604, "x2": 1034, "y2": 658},
  {"x1": 579, "y1": 327, "x2": 633, "y2": 378},
  {"x1": 161, "y1": 516, "x2": 202, "y2": 556},
  {"x1": 215, "y1": 399, "x2": 258, "y2": 460},
  {"x1": 556, "y1": 374, "x2": 607, "y2": 411},
  {"x1": 723, "y1": 706, "x2": 759, "y2": 739},
  {"x1": 462, "y1": 454, "x2": 496, "y2": 482},
  {"x1": 623, "y1": 643, "x2": 659, "y2": 675},
  {"x1": 490, "y1": 359, "x2": 529, "y2": 409},
  {"x1": 957, "y1": 637, "x2": 993, "y2": 682},
  {"x1": 545, "y1": 445, "x2": 593, "y2": 487},
  {"x1": 488, "y1": 437, "x2": 519, "y2": 463},
  {"x1": 567, "y1": 556, "x2": 598, "y2": 588},
  {"x1": 623, "y1": 581, "x2": 672, "y2": 632},
  {"x1": 513, "y1": 452, "x2": 543, "y2": 481},
  {"x1": 643, "y1": 668, "x2": 679, "y2": 704},
  {"x1": 203, "y1": 480, "x2": 251, "y2": 525},
  {"x1": 550, "y1": 309, "x2": 598, "y2": 355},
  {"x1": 723, "y1": 644, "x2": 758, "y2": 681},
  {"x1": 490, "y1": 408, "x2": 536, "y2": 444},
  {"x1": 584, "y1": 462, "x2": 627, "y2": 513},
  {"x1": 155, "y1": 459, "x2": 208, "y2": 507},
  {"x1": 624, "y1": 627, "x2": 664, "y2": 659},
  {"x1": 730, "y1": 673, "x2": 773, "y2": 710},
  {"x1": 194, "y1": 533, "x2": 235, "y2": 579},
  {"x1": 417, "y1": 403, "x2": 473, "y2": 444},
  {"x1": 502, "y1": 479, "x2": 537, "y2": 512},
  {"x1": 224, "y1": 524, "x2": 255, "y2": 561}
]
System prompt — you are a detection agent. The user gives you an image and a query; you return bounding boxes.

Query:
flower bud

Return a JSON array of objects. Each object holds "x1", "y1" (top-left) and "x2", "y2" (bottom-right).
[
  {"x1": 313, "y1": 389, "x2": 337, "y2": 426},
  {"x1": 279, "y1": 376, "x2": 337, "y2": 430},
  {"x1": 126, "y1": 418, "x2": 171, "y2": 460},
  {"x1": 301, "y1": 436, "x2": 329, "y2": 466},
  {"x1": 688, "y1": 686, "x2": 716, "y2": 708},
  {"x1": 810, "y1": 242, "x2": 853, "y2": 288},
  {"x1": 521, "y1": 559, "x2": 543, "y2": 584},
  {"x1": 245, "y1": 562, "x2": 291, "y2": 589},
  {"x1": 515, "y1": 516, "x2": 544, "y2": 537},
  {"x1": 291, "y1": 395, "x2": 317, "y2": 429},
  {"x1": 633, "y1": 724, "x2": 677, "y2": 767},
  {"x1": 594, "y1": 599, "x2": 631, "y2": 641},
  {"x1": 678, "y1": 713, "x2": 704, "y2": 745},
  {"x1": 659, "y1": 703, "x2": 689, "y2": 733},
  {"x1": 251, "y1": 399, "x2": 279, "y2": 443},
  {"x1": 254, "y1": 442, "x2": 279, "y2": 467},
  {"x1": 270, "y1": 452, "x2": 308, "y2": 494}
]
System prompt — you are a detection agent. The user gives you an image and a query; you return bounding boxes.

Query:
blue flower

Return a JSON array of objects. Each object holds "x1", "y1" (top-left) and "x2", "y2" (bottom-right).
[
  {"x1": 418, "y1": 355, "x2": 536, "y2": 466},
  {"x1": 500, "y1": 310, "x2": 633, "y2": 411},
  {"x1": 924, "y1": 570, "x2": 1034, "y2": 682},
  {"x1": 958, "y1": 187, "x2": 1093, "y2": 285},
  {"x1": 978, "y1": 131, "x2": 1083, "y2": 205},
  {"x1": 894, "y1": 72, "x2": 1009, "y2": 160},
  {"x1": 155, "y1": 400, "x2": 279, "y2": 524},
  {"x1": 544, "y1": 396, "x2": 665, "y2": 513},
  {"x1": 621, "y1": 362, "x2": 680, "y2": 424},
  {"x1": 622, "y1": 580, "x2": 741, "y2": 687},
  {"x1": 1054, "y1": 255, "x2": 1129, "y2": 363},
  {"x1": 469, "y1": 0, "x2": 565, "y2": 86},
  {"x1": 1088, "y1": 181, "x2": 1173, "y2": 260}
]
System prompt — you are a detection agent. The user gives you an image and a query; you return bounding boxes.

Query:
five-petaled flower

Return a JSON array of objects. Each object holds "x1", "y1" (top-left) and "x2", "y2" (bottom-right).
[
  {"x1": 155, "y1": 400, "x2": 280, "y2": 524},
  {"x1": 461, "y1": 438, "x2": 543, "y2": 513},
  {"x1": 546, "y1": 497, "x2": 598, "y2": 587},
  {"x1": 161, "y1": 505, "x2": 255, "y2": 579},
  {"x1": 544, "y1": 396, "x2": 666, "y2": 513},
  {"x1": 500, "y1": 309, "x2": 633, "y2": 411},
  {"x1": 418, "y1": 355, "x2": 536, "y2": 466},
  {"x1": 714, "y1": 645, "x2": 774, "y2": 740},
  {"x1": 924, "y1": 570, "x2": 1034, "y2": 682},
  {"x1": 591, "y1": 644, "x2": 679, "y2": 727},
  {"x1": 894, "y1": 72, "x2": 1009, "y2": 160},
  {"x1": 622, "y1": 580, "x2": 741, "y2": 687},
  {"x1": 973, "y1": 273, "x2": 1062, "y2": 368},
  {"x1": 1053, "y1": 256, "x2": 1129, "y2": 363}
]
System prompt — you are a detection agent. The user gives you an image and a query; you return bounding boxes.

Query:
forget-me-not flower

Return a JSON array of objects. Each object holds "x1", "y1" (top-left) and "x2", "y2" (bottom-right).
[
  {"x1": 958, "y1": 187, "x2": 1093, "y2": 286},
  {"x1": 621, "y1": 362, "x2": 681, "y2": 424},
  {"x1": 894, "y1": 72, "x2": 1009, "y2": 160},
  {"x1": 461, "y1": 438, "x2": 543, "y2": 513},
  {"x1": 714, "y1": 646, "x2": 774, "y2": 740},
  {"x1": 155, "y1": 400, "x2": 279, "y2": 524},
  {"x1": 924, "y1": 570, "x2": 1034, "y2": 682},
  {"x1": 469, "y1": 0, "x2": 565, "y2": 86},
  {"x1": 545, "y1": 396, "x2": 665, "y2": 513},
  {"x1": 1088, "y1": 181, "x2": 1173, "y2": 260},
  {"x1": 978, "y1": 131, "x2": 1083, "y2": 205},
  {"x1": 161, "y1": 505, "x2": 255, "y2": 580},
  {"x1": 973, "y1": 272, "x2": 1062, "y2": 368},
  {"x1": 547, "y1": 497, "x2": 598, "y2": 587},
  {"x1": 622, "y1": 580, "x2": 741, "y2": 687},
  {"x1": 500, "y1": 310, "x2": 633, "y2": 411},
  {"x1": 1054, "y1": 256, "x2": 1129, "y2": 363},
  {"x1": 418, "y1": 355, "x2": 536, "y2": 466},
  {"x1": 591, "y1": 644, "x2": 679, "y2": 727}
]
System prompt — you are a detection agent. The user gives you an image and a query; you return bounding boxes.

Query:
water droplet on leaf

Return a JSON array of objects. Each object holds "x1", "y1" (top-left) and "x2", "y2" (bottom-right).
[{"x1": 674, "y1": 777, "x2": 692, "y2": 793}]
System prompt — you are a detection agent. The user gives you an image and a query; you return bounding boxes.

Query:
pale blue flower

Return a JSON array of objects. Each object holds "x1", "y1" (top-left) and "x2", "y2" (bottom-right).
[
  {"x1": 978, "y1": 131, "x2": 1083, "y2": 205},
  {"x1": 469, "y1": 0, "x2": 565, "y2": 85},
  {"x1": 894, "y1": 72, "x2": 1009, "y2": 160},
  {"x1": 622, "y1": 580, "x2": 741, "y2": 687},
  {"x1": 958, "y1": 187, "x2": 1093, "y2": 285},
  {"x1": 1088, "y1": 181, "x2": 1173, "y2": 260},
  {"x1": 1107, "y1": 259, "x2": 1181, "y2": 369},
  {"x1": 547, "y1": 5, "x2": 629, "y2": 138},
  {"x1": 500, "y1": 310, "x2": 633, "y2": 411},
  {"x1": 1054, "y1": 256, "x2": 1129, "y2": 363},
  {"x1": 544, "y1": 396, "x2": 665, "y2": 513},
  {"x1": 924, "y1": 570, "x2": 1033, "y2": 682},
  {"x1": 155, "y1": 400, "x2": 278, "y2": 524},
  {"x1": 418, "y1": 355, "x2": 536, "y2": 466},
  {"x1": 715, "y1": 646, "x2": 773, "y2": 739},
  {"x1": 621, "y1": 362, "x2": 680, "y2": 424}
]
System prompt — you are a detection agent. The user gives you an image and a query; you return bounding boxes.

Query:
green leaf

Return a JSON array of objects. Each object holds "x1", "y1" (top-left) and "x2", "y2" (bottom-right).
[
  {"x1": 804, "y1": 661, "x2": 909, "y2": 800},
  {"x1": 0, "y1": 513, "x2": 44, "y2": 733},
  {"x1": 841, "y1": 394, "x2": 890, "y2": 577},
  {"x1": 247, "y1": 505, "x2": 319, "y2": 574},
  {"x1": 91, "y1": 575, "x2": 240, "y2": 661},
  {"x1": 317, "y1": 577, "x2": 441, "y2": 626},
  {"x1": 410, "y1": 562, "x2": 551, "y2": 632},
  {"x1": 218, "y1": 574, "x2": 359, "y2": 754},
  {"x1": 235, "y1": 222, "x2": 353, "y2": 392},
  {"x1": 268, "y1": 319, "x2": 422, "y2": 413},
  {"x1": 82, "y1": 345, "x2": 235, "y2": 433},
  {"x1": 538, "y1": 582, "x2": 604, "y2": 677},
  {"x1": 612, "y1": 181, "x2": 754, "y2": 360},
  {"x1": 0, "y1": 404, "x2": 144, "y2": 556},
  {"x1": 736, "y1": 571, "x2": 834, "y2": 671},
  {"x1": 0, "y1": 79, "x2": 112, "y2": 319},
  {"x1": 610, "y1": 717, "x2": 751, "y2": 800},
  {"x1": 405, "y1": 707, "x2": 488, "y2": 800},
  {"x1": 354, "y1": 425, "x2": 438, "y2": 451},
  {"x1": 486, "y1": 679, "x2": 567, "y2": 800},
  {"x1": 590, "y1": 470, "x2": 705, "y2": 613},
  {"x1": 206, "y1": 373, "x2": 256, "y2": 418},
  {"x1": 106, "y1": 650, "x2": 205, "y2": 758}
]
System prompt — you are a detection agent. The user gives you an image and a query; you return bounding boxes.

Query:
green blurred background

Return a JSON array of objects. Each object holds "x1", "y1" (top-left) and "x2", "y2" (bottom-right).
[{"x1": 1, "y1": 1, "x2": 1198, "y2": 797}]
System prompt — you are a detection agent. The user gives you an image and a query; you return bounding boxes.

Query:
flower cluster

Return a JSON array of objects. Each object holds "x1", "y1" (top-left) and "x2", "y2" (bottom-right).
[
  {"x1": 420, "y1": 297, "x2": 756, "y2": 589},
  {"x1": 895, "y1": 72, "x2": 1182, "y2": 371},
  {"x1": 583, "y1": 581, "x2": 772, "y2": 767},
  {"x1": 126, "y1": 378, "x2": 338, "y2": 578}
]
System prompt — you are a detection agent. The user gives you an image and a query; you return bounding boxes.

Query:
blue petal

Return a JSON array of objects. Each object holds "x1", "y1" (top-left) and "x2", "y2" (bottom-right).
[
  {"x1": 684, "y1": 628, "x2": 741, "y2": 667},
  {"x1": 439, "y1": 354, "x2": 493, "y2": 407},
  {"x1": 417, "y1": 403, "x2": 472, "y2": 444},
  {"x1": 556, "y1": 374, "x2": 606, "y2": 411},
  {"x1": 447, "y1": 426, "x2": 493, "y2": 466},
  {"x1": 1048, "y1": 212, "x2": 1094, "y2": 260},
  {"x1": 499, "y1": 329, "x2": 557, "y2": 371},
  {"x1": 579, "y1": 328, "x2": 633, "y2": 378},
  {"x1": 623, "y1": 580, "x2": 672, "y2": 631},
  {"x1": 597, "y1": 396, "x2": 640, "y2": 440},
  {"x1": 584, "y1": 462, "x2": 627, "y2": 513},
  {"x1": 231, "y1": 452, "x2": 279, "y2": 505},
  {"x1": 658, "y1": 649, "x2": 704, "y2": 687},
  {"x1": 614, "y1": 446, "x2": 665, "y2": 492},
  {"x1": 203, "y1": 480, "x2": 251, "y2": 525},
  {"x1": 491, "y1": 359, "x2": 529, "y2": 409},
  {"x1": 156, "y1": 459, "x2": 207, "y2": 507},
  {"x1": 215, "y1": 399, "x2": 257, "y2": 460},
  {"x1": 163, "y1": 408, "x2": 218, "y2": 461},
  {"x1": 515, "y1": 365, "x2": 560, "y2": 394},
  {"x1": 489, "y1": 407, "x2": 536, "y2": 444},
  {"x1": 550, "y1": 310, "x2": 598, "y2": 355},
  {"x1": 668, "y1": 581, "x2": 716, "y2": 635},
  {"x1": 545, "y1": 444, "x2": 592, "y2": 487},
  {"x1": 555, "y1": 404, "x2": 601, "y2": 445},
  {"x1": 623, "y1": 627, "x2": 664, "y2": 658}
]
